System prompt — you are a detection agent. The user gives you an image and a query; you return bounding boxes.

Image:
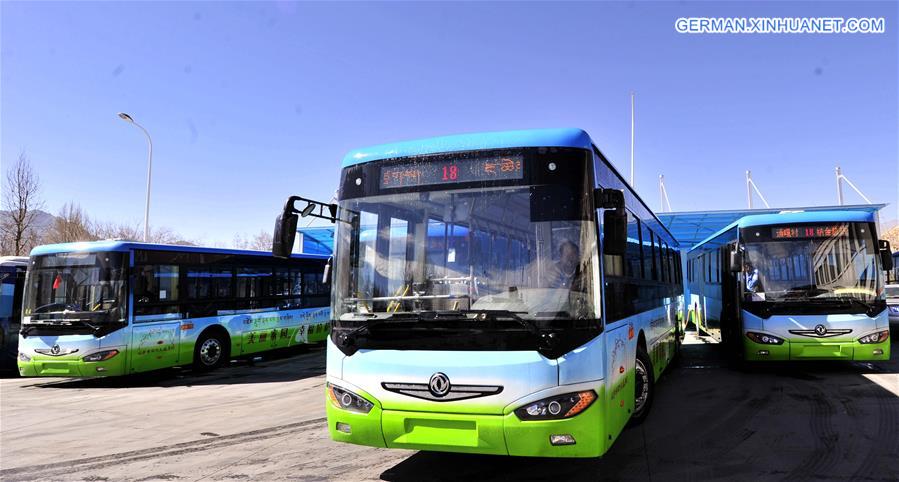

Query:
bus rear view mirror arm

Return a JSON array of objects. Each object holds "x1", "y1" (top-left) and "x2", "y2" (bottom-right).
[
  {"x1": 272, "y1": 195, "x2": 338, "y2": 258},
  {"x1": 595, "y1": 188, "x2": 627, "y2": 256}
]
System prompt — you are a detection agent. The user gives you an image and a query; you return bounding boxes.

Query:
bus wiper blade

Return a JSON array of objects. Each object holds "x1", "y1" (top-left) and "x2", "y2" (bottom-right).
[
  {"x1": 460, "y1": 309, "x2": 560, "y2": 351},
  {"x1": 337, "y1": 314, "x2": 420, "y2": 347},
  {"x1": 459, "y1": 310, "x2": 540, "y2": 335}
]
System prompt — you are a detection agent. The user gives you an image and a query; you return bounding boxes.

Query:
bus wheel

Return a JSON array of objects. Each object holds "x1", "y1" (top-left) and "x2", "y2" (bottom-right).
[
  {"x1": 194, "y1": 331, "x2": 229, "y2": 371},
  {"x1": 630, "y1": 347, "x2": 655, "y2": 425}
]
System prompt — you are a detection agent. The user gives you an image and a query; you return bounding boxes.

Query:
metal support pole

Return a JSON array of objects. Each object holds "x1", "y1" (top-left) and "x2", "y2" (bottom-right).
[
  {"x1": 835, "y1": 166, "x2": 844, "y2": 206},
  {"x1": 659, "y1": 175, "x2": 664, "y2": 212},
  {"x1": 746, "y1": 170, "x2": 753, "y2": 209}
]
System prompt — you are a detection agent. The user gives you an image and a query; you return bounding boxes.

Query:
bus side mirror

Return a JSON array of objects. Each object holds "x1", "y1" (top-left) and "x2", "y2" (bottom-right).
[
  {"x1": 879, "y1": 240, "x2": 893, "y2": 271},
  {"x1": 596, "y1": 188, "x2": 627, "y2": 256},
  {"x1": 729, "y1": 249, "x2": 743, "y2": 272},
  {"x1": 602, "y1": 210, "x2": 627, "y2": 256},
  {"x1": 272, "y1": 198, "x2": 300, "y2": 259}
]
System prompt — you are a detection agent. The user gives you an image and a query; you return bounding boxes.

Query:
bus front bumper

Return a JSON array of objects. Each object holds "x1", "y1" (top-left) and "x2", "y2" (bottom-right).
[
  {"x1": 743, "y1": 336, "x2": 890, "y2": 361},
  {"x1": 326, "y1": 388, "x2": 606, "y2": 458},
  {"x1": 17, "y1": 353, "x2": 127, "y2": 377}
]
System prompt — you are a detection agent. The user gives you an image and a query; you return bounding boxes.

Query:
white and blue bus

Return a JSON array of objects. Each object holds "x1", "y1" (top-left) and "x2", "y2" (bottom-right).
[
  {"x1": 1, "y1": 256, "x2": 29, "y2": 369},
  {"x1": 273, "y1": 128, "x2": 683, "y2": 457},
  {"x1": 686, "y1": 210, "x2": 893, "y2": 361},
  {"x1": 17, "y1": 241, "x2": 331, "y2": 377}
]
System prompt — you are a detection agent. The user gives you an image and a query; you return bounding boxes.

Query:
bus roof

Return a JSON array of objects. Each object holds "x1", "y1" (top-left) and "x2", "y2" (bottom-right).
[
  {"x1": 29, "y1": 240, "x2": 329, "y2": 260},
  {"x1": 0, "y1": 256, "x2": 29, "y2": 267},
  {"x1": 736, "y1": 210, "x2": 875, "y2": 228},
  {"x1": 341, "y1": 128, "x2": 593, "y2": 167},
  {"x1": 690, "y1": 209, "x2": 878, "y2": 252}
]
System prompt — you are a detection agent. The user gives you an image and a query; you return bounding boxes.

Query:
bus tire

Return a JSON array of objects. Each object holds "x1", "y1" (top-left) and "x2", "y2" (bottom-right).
[
  {"x1": 629, "y1": 347, "x2": 655, "y2": 425},
  {"x1": 194, "y1": 329, "x2": 230, "y2": 372}
]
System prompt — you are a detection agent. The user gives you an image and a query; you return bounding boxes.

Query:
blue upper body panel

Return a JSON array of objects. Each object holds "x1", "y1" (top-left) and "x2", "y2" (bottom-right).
[
  {"x1": 29, "y1": 240, "x2": 328, "y2": 260},
  {"x1": 341, "y1": 128, "x2": 593, "y2": 168},
  {"x1": 736, "y1": 210, "x2": 875, "y2": 228},
  {"x1": 690, "y1": 210, "x2": 879, "y2": 253}
]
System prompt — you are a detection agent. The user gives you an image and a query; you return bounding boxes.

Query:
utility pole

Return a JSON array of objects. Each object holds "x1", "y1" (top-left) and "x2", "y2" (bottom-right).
[{"x1": 630, "y1": 92, "x2": 635, "y2": 187}]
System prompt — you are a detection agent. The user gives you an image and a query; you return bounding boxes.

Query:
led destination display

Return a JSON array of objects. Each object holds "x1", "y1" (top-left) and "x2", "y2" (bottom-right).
[
  {"x1": 772, "y1": 224, "x2": 849, "y2": 239},
  {"x1": 380, "y1": 154, "x2": 524, "y2": 189}
]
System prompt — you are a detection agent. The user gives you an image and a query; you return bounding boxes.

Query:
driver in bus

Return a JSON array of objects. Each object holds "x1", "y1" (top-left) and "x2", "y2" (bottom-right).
[
  {"x1": 551, "y1": 240, "x2": 583, "y2": 291},
  {"x1": 744, "y1": 261, "x2": 764, "y2": 300}
]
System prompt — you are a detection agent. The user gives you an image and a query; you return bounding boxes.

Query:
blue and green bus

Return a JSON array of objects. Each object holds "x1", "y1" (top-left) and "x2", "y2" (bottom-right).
[
  {"x1": 686, "y1": 210, "x2": 893, "y2": 361},
  {"x1": 273, "y1": 128, "x2": 683, "y2": 457},
  {"x1": 1, "y1": 256, "x2": 29, "y2": 369},
  {"x1": 17, "y1": 241, "x2": 331, "y2": 377}
]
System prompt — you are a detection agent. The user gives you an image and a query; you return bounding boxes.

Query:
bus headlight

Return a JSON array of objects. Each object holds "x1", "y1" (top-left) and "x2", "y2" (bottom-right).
[
  {"x1": 18, "y1": 352, "x2": 31, "y2": 362},
  {"x1": 858, "y1": 330, "x2": 890, "y2": 344},
  {"x1": 327, "y1": 383, "x2": 373, "y2": 413},
  {"x1": 515, "y1": 391, "x2": 597, "y2": 420},
  {"x1": 745, "y1": 332, "x2": 784, "y2": 345},
  {"x1": 82, "y1": 349, "x2": 119, "y2": 362}
]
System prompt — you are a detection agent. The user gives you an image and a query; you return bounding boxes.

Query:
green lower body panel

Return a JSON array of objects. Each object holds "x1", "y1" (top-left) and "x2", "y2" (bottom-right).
[
  {"x1": 18, "y1": 352, "x2": 128, "y2": 377},
  {"x1": 327, "y1": 388, "x2": 606, "y2": 458},
  {"x1": 743, "y1": 337, "x2": 890, "y2": 361}
]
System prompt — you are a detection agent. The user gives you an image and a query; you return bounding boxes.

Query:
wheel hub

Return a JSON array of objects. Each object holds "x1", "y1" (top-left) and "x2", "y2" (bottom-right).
[{"x1": 200, "y1": 339, "x2": 221, "y2": 366}]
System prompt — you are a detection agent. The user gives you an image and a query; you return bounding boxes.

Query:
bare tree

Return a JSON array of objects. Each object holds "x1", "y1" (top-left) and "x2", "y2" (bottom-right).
[
  {"x1": 249, "y1": 230, "x2": 273, "y2": 251},
  {"x1": 44, "y1": 202, "x2": 96, "y2": 244},
  {"x1": 91, "y1": 220, "x2": 143, "y2": 241},
  {"x1": 1, "y1": 152, "x2": 45, "y2": 255},
  {"x1": 232, "y1": 230, "x2": 272, "y2": 251}
]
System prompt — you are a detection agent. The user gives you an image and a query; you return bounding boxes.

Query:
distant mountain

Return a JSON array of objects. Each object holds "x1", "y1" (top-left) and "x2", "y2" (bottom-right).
[
  {"x1": 882, "y1": 225, "x2": 899, "y2": 252},
  {"x1": 0, "y1": 209, "x2": 56, "y2": 236}
]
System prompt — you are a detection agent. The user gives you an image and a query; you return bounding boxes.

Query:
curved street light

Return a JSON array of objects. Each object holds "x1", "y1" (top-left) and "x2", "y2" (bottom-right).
[{"x1": 117, "y1": 112, "x2": 153, "y2": 242}]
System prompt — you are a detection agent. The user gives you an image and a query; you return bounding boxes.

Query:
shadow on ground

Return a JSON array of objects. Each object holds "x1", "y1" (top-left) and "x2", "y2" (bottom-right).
[{"x1": 18, "y1": 344, "x2": 326, "y2": 389}]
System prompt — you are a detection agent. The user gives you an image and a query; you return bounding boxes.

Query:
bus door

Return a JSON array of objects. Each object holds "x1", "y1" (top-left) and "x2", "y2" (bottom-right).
[
  {"x1": 719, "y1": 243, "x2": 742, "y2": 353},
  {"x1": 131, "y1": 264, "x2": 182, "y2": 373},
  {"x1": 130, "y1": 317, "x2": 182, "y2": 373}
]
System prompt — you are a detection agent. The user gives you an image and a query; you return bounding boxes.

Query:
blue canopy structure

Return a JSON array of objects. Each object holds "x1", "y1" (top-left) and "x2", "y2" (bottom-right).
[{"x1": 657, "y1": 204, "x2": 886, "y2": 250}]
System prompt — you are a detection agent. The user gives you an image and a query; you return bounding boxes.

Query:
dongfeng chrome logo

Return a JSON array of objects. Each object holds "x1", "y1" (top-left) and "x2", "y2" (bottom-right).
[
  {"x1": 814, "y1": 324, "x2": 827, "y2": 336},
  {"x1": 35, "y1": 344, "x2": 79, "y2": 356},
  {"x1": 428, "y1": 372, "x2": 451, "y2": 397}
]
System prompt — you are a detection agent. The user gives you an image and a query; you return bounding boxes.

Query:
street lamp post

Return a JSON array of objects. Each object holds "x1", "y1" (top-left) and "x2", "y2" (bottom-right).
[{"x1": 117, "y1": 113, "x2": 153, "y2": 242}]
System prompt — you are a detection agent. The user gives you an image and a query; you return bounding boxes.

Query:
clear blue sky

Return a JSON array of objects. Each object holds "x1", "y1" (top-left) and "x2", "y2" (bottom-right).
[{"x1": 2, "y1": 1, "x2": 897, "y2": 244}]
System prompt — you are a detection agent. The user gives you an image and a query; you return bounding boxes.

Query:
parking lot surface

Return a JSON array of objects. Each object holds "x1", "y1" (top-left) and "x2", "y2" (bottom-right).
[{"x1": 1, "y1": 336, "x2": 897, "y2": 481}]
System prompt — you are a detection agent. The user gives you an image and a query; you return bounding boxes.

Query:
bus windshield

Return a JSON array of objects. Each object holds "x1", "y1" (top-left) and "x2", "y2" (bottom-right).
[
  {"x1": 333, "y1": 152, "x2": 597, "y2": 325},
  {"x1": 740, "y1": 222, "x2": 882, "y2": 303},
  {"x1": 23, "y1": 252, "x2": 128, "y2": 325}
]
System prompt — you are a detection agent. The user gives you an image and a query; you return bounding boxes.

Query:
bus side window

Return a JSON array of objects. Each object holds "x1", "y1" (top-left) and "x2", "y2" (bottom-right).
[
  {"x1": 641, "y1": 223, "x2": 653, "y2": 281},
  {"x1": 134, "y1": 264, "x2": 180, "y2": 317}
]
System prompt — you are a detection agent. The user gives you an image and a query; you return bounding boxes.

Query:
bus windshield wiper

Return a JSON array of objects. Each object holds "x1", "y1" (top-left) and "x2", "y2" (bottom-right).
[
  {"x1": 336, "y1": 313, "x2": 420, "y2": 347},
  {"x1": 458, "y1": 309, "x2": 541, "y2": 336},
  {"x1": 20, "y1": 318, "x2": 102, "y2": 337}
]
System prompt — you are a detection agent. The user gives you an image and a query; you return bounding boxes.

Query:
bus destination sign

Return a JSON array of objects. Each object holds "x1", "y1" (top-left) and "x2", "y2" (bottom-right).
[
  {"x1": 772, "y1": 224, "x2": 849, "y2": 239},
  {"x1": 380, "y1": 154, "x2": 524, "y2": 189}
]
